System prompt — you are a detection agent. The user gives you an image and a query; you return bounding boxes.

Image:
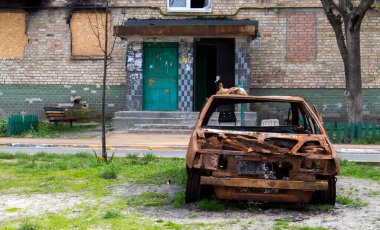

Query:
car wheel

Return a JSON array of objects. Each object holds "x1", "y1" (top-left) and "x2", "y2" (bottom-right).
[
  {"x1": 311, "y1": 175, "x2": 336, "y2": 205},
  {"x1": 319, "y1": 175, "x2": 336, "y2": 205},
  {"x1": 324, "y1": 175, "x2": 336, "y2": 205},
  {"x1": 185, "y1": 170, "x2": 201, "y2": 203},
  {"x1": 185, "y1": 170, "x2": 213, "y2": 203}
]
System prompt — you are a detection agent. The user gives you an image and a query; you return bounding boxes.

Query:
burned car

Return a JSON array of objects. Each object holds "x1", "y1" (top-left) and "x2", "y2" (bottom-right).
[{"x1": 185, "y1": 92, "x2": 339, "y2": 207}]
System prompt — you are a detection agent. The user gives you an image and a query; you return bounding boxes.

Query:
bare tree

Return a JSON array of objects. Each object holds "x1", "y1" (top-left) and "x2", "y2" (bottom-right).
[
  {"x1": 72, "y1": 0, "x2": 122, "y2": 162},
  {"x1": 320, "y1": 0, "x2": 375, "y2": 125}
]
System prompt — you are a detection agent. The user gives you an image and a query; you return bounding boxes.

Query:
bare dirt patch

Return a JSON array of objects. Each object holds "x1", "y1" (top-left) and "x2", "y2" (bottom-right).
[
  {"x1": 0, "y1": 177, "x2": 378, "y2": 229},
  {"x1": 113, "y1": 177, "x2": 380, "y2": 229},
  {"x1": 0, "y1": 193, "x2": 85, "y2": 222},
  {"x1": 111, "y1": 182, "x2": 183, "y2": 197}
]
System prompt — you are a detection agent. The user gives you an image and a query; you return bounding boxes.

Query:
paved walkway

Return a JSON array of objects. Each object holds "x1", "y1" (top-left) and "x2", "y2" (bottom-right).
[
  {"x1": 2, "y1": 131, "x2": 380, "y2": 151},
  {"x1": 0, "y1": 131, "x2": 190, "y2": 149}
]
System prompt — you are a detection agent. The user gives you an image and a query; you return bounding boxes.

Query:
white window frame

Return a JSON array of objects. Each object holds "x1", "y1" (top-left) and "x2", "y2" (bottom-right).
[{"x1": 167, "y1": 0, "x2": 212, "y2": 13}]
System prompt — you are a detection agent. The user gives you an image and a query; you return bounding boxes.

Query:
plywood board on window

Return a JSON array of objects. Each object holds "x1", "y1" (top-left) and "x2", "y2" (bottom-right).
[
  {"x1": 0, "y1": 12, "x2": 28, "y2": 58},
  {"x1": 71, "y1": 12, "x2": 111, "y2": 57}
]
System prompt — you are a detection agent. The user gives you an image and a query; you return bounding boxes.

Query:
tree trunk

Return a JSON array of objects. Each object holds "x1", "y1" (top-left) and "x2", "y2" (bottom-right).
[
  {"x1": 101, "y1": 2, "x2": 109, "y2": 162},
  {"x1": 344, "y1": 29, "x2": 363, "y2": 125}
]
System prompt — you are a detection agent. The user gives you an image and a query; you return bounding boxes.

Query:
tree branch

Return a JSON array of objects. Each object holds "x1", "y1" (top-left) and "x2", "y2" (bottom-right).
[
  {"x1": 107, "y1": 9, "x2": 125, "y2": 58},
  {"x1": 321, "y1": 0, "x2": 348, "y2": 61},
  {"x1": 338, "y1": 0, "x2": 353, "y2": 14},
  {"x1": 348, "y1": 0, "x2": 375, "y2": 32},
  {"x1": 355, "y1": 0, "x2": 375, "y2": 16}
]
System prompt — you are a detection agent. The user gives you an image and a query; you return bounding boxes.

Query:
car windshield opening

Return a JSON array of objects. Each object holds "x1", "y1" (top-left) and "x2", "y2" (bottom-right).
[{"x1": 202, "y1": 98, "x2": 321, "y2": 134}]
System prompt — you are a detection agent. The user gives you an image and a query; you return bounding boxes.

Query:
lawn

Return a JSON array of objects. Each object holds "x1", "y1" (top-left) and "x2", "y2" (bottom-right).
[
  {"x1": 0, "y1": 152, "x2": 378, "y2": 229},
  {"x1": 0, "y1": 152, "x2": 192, "y2": 229}
]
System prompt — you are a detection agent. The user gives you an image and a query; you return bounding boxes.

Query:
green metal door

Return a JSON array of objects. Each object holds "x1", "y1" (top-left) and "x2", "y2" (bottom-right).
[{"x1": 143, "y1": 43, "x2": 178, "y2": 111}]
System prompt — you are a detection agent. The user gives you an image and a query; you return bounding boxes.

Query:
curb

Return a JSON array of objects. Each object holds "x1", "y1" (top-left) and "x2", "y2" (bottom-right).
[
  {"x1": 336, "y1": 148, "x2": 380, "y2": 154},
  {"x1": 0, "y1": 143, "x2": 187, "y2": 150}
]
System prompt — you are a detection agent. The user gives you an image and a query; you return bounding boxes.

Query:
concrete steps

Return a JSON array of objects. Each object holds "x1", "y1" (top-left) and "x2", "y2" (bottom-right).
[
  {"x1": 112, "y1": 111, "x2": 257, "y2": 132},
  {"x1": 112, "y1": 111, "x2": 199, "y2": 131}
]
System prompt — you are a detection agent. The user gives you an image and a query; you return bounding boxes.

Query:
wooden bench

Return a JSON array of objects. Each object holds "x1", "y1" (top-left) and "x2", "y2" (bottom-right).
[{"x1": 43, "y1": 106, "x2": 78, "y2": 127}]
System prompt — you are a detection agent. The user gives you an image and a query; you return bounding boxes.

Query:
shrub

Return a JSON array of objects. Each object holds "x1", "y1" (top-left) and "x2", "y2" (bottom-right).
[
  {"x1": 103, "y1": 210, "x2": 122, "y2": 219},
  {"x1": 100, "y1": 163, "x2": 120, "y2": 179},
  {"x1": 0, "y1": 118, "x2": 6, "y2": 136},
  {"x1": 18, "y1": 219, "x2": 39, "y2": 230}
]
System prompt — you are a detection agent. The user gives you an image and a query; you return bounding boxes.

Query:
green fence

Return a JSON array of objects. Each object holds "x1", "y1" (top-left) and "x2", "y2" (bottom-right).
[
  {"x1": 7, "y1": 114, "x2": 39, "y2": 136},
  {"x1": 324, "y1": 121, "x2": 380, "y2": 143}
]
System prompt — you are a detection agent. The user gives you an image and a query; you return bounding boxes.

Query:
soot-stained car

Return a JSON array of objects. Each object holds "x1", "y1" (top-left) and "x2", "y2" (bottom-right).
[{"x1": 185, "y1": 89, "x2": 339, "y2": 207}]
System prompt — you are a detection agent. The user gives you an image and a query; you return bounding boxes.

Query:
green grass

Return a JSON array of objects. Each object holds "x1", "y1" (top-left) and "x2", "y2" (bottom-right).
[
  {"x1": 103, "y1": 210, "x2": 123, "y2": 219},
  {"x1": 273, "y1": 219, "x2": 327, "y2": 230},
  {"x1": 100, "y1": 163, "x2": 120, "y2": 179},
  {"x1": 336, "y1": 195, "x2": 368, "y2": 207},
  {"x1": 351, "y1": 137, "x2": 380, "y2": 145},
  {"x1": 18, "y1": 219, "x2": 40, "y2": 230},
  {"x1": 273, "y1": 219, "x2": 291, "y2": 230},
  {"x1": 5, "y1": 208, "x2": 20, "y2": 213},
  {"x1": 339, "y1": 159, "x2": 380, "y2": 183},
  {"x1": 171, "y1": 191, "x2": 185, "y2": 208},
  {"x1": 0, "y1": 152, "x2": 186, "y2": 195},
  {"x1": 0, "y1": 153, "x2": 204, "y2": 230},
  {"x1": 195, "y1": 199, "x2": 235, "y2": 211},
  {"x1": 305, "y1": 204, "x2": 334, "y2": 212},
  {"x1": 0, "y1": 200, "x2": 219, "y2": 230},
  {"x1": 0, "y1": 118, "x2": 6, "y2": 137},
  {"x1": 126, "y1": 192, "x2": 170, "y2": 207},
  {"x1": 0, "y1": 152, "x2": 378, "y2": 229}
]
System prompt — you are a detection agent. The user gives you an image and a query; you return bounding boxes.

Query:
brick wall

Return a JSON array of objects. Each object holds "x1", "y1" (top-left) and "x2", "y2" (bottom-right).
[
  {"x1": 0, "y1": 9, "x2": 126, "y2": 85},
  {"x1": 1, "y1": 0, "x2": 380, "y2": 117},
  {"x1": 286, "y1": 12, "x2": 316, "y2": 62},
  {"x1": 252, "y1": 88, "x2": 380, "y2": 121}
]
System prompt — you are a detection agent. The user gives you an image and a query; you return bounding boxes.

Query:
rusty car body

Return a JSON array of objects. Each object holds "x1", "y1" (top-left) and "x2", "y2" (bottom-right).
[{"x1": 185, "y1": 93, "x2": 339, "y2": 207}]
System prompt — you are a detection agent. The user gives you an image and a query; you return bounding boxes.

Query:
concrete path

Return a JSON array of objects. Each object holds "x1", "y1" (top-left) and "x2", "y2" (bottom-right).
[
  {"x1": 1, "y1": 131, "x2": 380, "y2": 163},
  {"x1": 0, "y1": 131, "x2": 190, "y2": 149}
]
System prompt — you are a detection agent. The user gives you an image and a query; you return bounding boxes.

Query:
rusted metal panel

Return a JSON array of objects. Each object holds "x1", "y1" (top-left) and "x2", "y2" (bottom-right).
[
  {"x1": 114, "y1": 25, "x2": 255, "y2": 37},
  {"x1": 214, "y1": 187, "x2": 313, "y2": 203},
  {"x1": 201, "y1": 176, "x2": 328, "y2": 190}
]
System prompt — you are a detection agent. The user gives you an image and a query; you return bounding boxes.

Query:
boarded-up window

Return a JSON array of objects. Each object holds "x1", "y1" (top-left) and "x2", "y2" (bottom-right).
[
  {"x1": 71, "y1": 12, "x2": 111, "y2": 57},
  {"x1": 286, "y1": 12, "x2": 316, "y2": 62},
  {"x1": 0, "y1": 12, "x2": 28, "y2": 58}
]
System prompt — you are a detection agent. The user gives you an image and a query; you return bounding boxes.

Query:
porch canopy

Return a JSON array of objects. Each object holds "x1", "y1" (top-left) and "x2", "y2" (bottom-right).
[{"x1": 114, "y1": 19, "x2": 258, "y2": 38}]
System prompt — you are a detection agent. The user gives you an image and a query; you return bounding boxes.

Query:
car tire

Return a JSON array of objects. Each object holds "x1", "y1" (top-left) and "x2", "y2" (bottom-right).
[
  {"x1": 322, "y1": 175, "x2": 336, "y2": 205},
  {"x1": 311, "y1": 175, "x2": 336, "y2": 205},
  {"x1": 185, "y1": 170, "x2": 201, "y2": 203},
  {"x1": 185, "y1": 169, "x2": 213, "y2": 203}
]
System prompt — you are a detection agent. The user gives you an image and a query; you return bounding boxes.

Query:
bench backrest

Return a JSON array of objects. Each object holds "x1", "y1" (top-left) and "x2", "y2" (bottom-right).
[{"x1": 43, "y1": 106, "x2": 67, "y2": 119}]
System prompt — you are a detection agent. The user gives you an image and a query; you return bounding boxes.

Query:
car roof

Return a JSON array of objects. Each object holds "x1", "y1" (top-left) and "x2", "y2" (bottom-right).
[{"x1": 209, "y1": 94, "x2": 307, "y2": 103}]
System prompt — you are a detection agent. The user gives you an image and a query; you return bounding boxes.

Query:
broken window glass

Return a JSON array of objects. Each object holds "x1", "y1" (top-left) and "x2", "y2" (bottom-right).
[{"x1": 191, "y1": 0, "x2": 209, "y2": 8}]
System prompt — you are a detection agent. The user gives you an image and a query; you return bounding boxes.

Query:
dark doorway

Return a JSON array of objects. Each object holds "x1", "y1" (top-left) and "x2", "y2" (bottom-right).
[{"x1": 194, "y1": 38, "x2": 235, "y2": 111}]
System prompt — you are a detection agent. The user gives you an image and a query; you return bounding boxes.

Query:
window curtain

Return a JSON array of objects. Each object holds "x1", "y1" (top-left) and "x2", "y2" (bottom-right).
[{"x1": 169, "y1": 0, "x2": 186, "y2": 7}]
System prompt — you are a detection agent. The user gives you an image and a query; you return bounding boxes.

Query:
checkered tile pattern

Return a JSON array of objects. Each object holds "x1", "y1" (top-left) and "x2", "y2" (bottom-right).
[
  {"x1": 125, "y1": 42, "x2": 143, "y2": 110},
  {"x1": 235, "y1": 43, "x2": 251, "y2": 91},
  {"x1": 178, "y1": 42, "x2": 194, "y2": 111}
]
